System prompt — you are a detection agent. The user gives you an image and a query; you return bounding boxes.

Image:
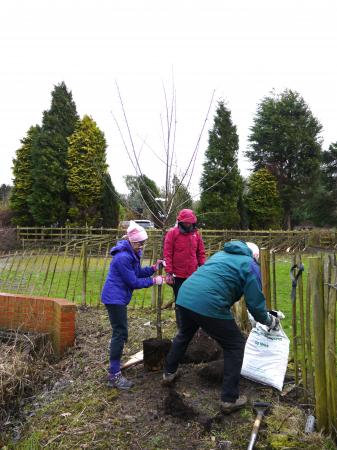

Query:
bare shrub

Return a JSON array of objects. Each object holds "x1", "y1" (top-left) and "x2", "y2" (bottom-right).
[{"x1": 0, "y1": 228, "x2": 19, "y2": 251}]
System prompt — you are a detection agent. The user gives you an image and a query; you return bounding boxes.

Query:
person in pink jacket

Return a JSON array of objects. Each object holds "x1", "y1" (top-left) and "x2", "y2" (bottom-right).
[{"x1": 164, "y1": 209, "x2": 206, "y2": 326}]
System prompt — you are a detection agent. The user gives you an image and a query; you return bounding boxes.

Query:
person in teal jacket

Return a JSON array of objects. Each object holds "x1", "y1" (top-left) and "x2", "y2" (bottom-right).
[{"x1": 163, "y1": 240, "x2": 280, "y2": 414}]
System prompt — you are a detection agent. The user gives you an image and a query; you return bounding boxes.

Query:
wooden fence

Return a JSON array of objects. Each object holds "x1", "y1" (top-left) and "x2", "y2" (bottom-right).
[
  {"x1": 13, "y1": 226, "x2": 337, "y2": 252},
  {"x1": 257, "y1": 250, "x2": 337, "y2": 435}
]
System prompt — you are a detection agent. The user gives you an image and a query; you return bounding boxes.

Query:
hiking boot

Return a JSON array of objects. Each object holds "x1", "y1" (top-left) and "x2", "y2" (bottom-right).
[
  {"x1": 162, "y1": 370, "x2": 180, "y2": 386},
  {"x1": 220, "y1": 395, "x2": 247, "y2": 414},
  {"x1": 108, "y1": 372, "x2": 134, "y2": 390}
]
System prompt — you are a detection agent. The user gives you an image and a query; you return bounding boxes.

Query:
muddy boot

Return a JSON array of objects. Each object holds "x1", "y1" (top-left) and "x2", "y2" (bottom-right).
[
  {"x1": 162, "y1": 369, "x2": 180, "y2": 386},
  {"x1": 220, "y1": 395, "x2": 247, "y2": 414},
  {"x1": 108, "y1": 372, "x2": 134, "y2": 390}
]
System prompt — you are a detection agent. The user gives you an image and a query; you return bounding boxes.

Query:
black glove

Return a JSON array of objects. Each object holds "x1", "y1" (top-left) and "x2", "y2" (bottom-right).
[{"x1": 267, "y1": 313, "x2": 280, "y2": 331}]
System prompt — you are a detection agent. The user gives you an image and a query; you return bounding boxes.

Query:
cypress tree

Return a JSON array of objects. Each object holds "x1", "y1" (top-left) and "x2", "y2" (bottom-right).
[
  {"x1": 199, "y1": 101, "x2": 243, "y2": 229},
  {"x1": 101, "y1": 173, "x2": 120, "y2": 228},
  {"x1": 10, "y1": 126, "x2": 41, "y2": 225},
  {"x1": 245, "y1": 168, "x2": 282, "y2": 229},
  {"x1": 67, "y1": 115, "x2": 108, "y2": 225},
  {"x1": 28, "y1": 82, "x2": 79, "y2": 225}
]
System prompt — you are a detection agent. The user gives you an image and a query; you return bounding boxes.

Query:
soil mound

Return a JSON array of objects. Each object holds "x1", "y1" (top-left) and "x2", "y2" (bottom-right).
[
  {"x1": 183, "y1": 329, "x2": 222, "y2": 364},
  {"x1": 197, "y1": 359, "x2": 224, "y2": 384},
  {"x1": 163, "y1": 388, "x2": 198, "y2": 420}
]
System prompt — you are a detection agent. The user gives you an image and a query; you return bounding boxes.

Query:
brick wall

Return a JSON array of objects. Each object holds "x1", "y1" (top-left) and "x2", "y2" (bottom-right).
[{"x1": 0, "y1": 293, "x2": 76, "y2": 356}]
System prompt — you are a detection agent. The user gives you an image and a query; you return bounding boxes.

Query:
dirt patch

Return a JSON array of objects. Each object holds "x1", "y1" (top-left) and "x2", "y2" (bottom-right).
[
  {"x1": 164, "y1": 388, "x2": 199, "y2": 419},
  {"x1": 2, "y1": 308, "x2": 336, "y2": 450},
  {"x1": 197, "y1": 359, "x2": 224, "y2": 384}
]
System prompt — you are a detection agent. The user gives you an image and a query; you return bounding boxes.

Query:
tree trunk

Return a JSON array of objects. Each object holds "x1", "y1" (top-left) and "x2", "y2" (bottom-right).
[{"x1": 284, "y1": 209, "x2": 292, "y2": 230}]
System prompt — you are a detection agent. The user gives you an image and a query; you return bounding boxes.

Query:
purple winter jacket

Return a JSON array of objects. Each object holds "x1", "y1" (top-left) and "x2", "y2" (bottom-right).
[{"x1": 101, "y1": 240, "x2": 155, "y2": 306}]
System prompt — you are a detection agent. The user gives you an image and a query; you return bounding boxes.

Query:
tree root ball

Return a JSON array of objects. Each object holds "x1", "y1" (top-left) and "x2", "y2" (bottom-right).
[
  {"x1": 143, "y1": 338, "x2": 172, "y2": 371},
  {"x1": 183, "y1": 329, "x2": 222, "y2": 364}
]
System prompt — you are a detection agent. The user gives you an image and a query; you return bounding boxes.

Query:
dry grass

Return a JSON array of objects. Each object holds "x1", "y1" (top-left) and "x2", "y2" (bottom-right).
[{"x1": 0, "y1": 332, "x2": 53, "y2": 425}]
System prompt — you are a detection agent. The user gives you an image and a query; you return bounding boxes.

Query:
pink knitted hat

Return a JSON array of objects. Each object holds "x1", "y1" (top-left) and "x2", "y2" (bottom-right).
[{"x1": 123, "y1": 220, "x2": 148, "y2": 242}]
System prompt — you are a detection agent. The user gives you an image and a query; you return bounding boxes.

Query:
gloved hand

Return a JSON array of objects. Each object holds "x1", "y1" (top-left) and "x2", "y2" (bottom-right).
[
  {"x1": 151, "y1": 259, "x2": 166, "y2": 271},
  {"x1": 268, "y1": 310, "x2": 285, "y2": 320},
  {"x1": 165, "y1": 273, "x2": 174, "y2": 285},
  {"x1": 267, "y1": 313, "x2": 280, "y2": 331},
  {"x1": 152, "y1": 275, "x2": 166, "y2": 285}
]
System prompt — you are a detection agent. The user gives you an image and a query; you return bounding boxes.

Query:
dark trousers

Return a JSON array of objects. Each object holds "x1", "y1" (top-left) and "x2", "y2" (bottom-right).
[
  {"x1": 105, "y1": 304, "x2": 128, "y2": 363},
  {"x1": 172, "y1": 277, "x2": 186, "y2": 328},
  {"x1": 165, "y1": 306, "x2": 246, "y2": 402}
]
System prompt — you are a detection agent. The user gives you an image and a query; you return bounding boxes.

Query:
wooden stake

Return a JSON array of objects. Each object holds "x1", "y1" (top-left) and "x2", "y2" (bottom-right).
[
  {"x1": 326, "y1": 265, "x2": 337, "y2": 433},
  {"x1": 260, "y1": 248, "x2": 271, "y2": 309},
  {"x1": 15, "y1": 250, "x2": 33, "y2": 294},
  {"x1": 297, "y1": 254, "x2": 307, "y2": 403},
  {"x1": 82, "y1": 243, "x2": 88, "y2": 306},
  {"x1": 72, "y1": 246, "x2": 83, "y2": 303},
  {"x1": 97, "y1": 243, "x2": 111, "y2": 309},
  {"x1": 309, "y1": 257, "x2": 328, "y2": 432},
  {"x1": 305, "y1": 269, "x2": 314, "y2": 400},
  {"x1": 291, "y1": 255, "x2": 299, "y2": 386},
  {"x1": 47, "y1": 247, "x2": 60, "y2": 296},
  {"x1": 64, "y1": 245, "x2": 77, "y2": 299},
  {"x1": 272, "y1": 251, "x2": 277, "y2": 310},
  {"x1": 30, "y1": 249, "x2": 48, "y2": 295}
]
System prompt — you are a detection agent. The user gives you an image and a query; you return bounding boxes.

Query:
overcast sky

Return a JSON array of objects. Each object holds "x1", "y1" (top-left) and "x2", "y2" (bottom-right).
[{"x1": 1, "y1": 0, "x2": 337, "y2": 196}]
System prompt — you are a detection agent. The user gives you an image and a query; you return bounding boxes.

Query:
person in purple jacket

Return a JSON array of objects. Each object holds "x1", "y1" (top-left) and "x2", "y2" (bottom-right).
[{"x1": 101, "y1": 221, "x2": 165, "y2": 390}]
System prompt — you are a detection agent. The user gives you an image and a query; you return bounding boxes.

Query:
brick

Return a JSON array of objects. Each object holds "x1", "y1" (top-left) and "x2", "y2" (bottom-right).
[{"x1": 0, "y1": 293, "x2": 76, "y2": 357}]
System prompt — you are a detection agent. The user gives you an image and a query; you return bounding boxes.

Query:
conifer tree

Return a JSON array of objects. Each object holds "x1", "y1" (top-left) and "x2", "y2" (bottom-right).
[
  {"x1": 10, "y1": 126, "x2": 41, "y2": 225},
  {"x1": 166, "y1": 175, "x2": 193, "y2": 226},
  {"x1": 29, "y1": 82, "x2": 79, "y2": 225},
  {"x1": 296, "y1": 142, "x2": 337, "y2": 226},
  {"x1": 245, "y1": 168, "x2": 282, "y2": 229},
  {"x1": 247, "y1": 89, "x2": 322, "y2": 229},
  {"x1": 199, "y1": 101, "x2": 243, "y2": 229},
  {"x1": 67, "y1": 115, "x2": 108, "y2": 225},
  {"x1": 101, "y1": 173, "x2": 120, "y2": 227}
]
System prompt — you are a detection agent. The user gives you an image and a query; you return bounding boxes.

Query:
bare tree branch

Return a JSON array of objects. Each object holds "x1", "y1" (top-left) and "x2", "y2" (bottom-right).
[
  {"x1": 165, "y1": 90, "x2": 215, "y2": 219},
  {"x1": 174, "y1": 165, "x2": 235, "y2": 211}
]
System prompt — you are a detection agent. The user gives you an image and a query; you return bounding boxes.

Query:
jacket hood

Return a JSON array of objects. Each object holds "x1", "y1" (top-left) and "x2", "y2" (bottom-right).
[
  {"x1": 177, "y1": 209, "x2": 197, "y2": 223},
  {"x1": 223, "y1": 240, "x2": 252, "y2": 257}
]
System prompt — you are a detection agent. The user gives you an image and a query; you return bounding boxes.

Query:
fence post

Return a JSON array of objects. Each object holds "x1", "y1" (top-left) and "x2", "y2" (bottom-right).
[
  {"x1": 271, "y1": 251, "x2": 277, "y2": 310},
  {"x1": 82, "y1": 243, "x2": 88, "y2": 306},
  {"x1": 291, "y1": 255, "x2": 299, "y2": 386},
  {"x1": 326, "y1": 264, "x2": 337, "y2": 433},
  {"x1": 305, "y1": 269, "x2": 314, "y2": 400},
  {"x1": 260, "y1": 248, "x2": 271, "y2": 309},
  {"x1": 297, "y1": 254, "x2": 307, "y2": 402},
  {"x1": 309, "y1": 256, "x2": 328, "y2": 432}
]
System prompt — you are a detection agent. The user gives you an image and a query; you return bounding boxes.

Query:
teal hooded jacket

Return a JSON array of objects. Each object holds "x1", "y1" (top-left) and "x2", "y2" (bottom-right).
[{"x1": 176, "y1": 240, "x2": 269, "y2": 323}]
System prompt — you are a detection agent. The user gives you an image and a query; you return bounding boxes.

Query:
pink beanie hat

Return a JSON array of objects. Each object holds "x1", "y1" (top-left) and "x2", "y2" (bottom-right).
[{"x1": 123, "y1": 220, "x2": 148, "y2": 242}]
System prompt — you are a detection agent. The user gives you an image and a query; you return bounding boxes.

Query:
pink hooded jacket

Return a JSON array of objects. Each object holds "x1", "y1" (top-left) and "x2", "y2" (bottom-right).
[{"x1": 164, "y1": 209, "x2": 206, "y2": 278}]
